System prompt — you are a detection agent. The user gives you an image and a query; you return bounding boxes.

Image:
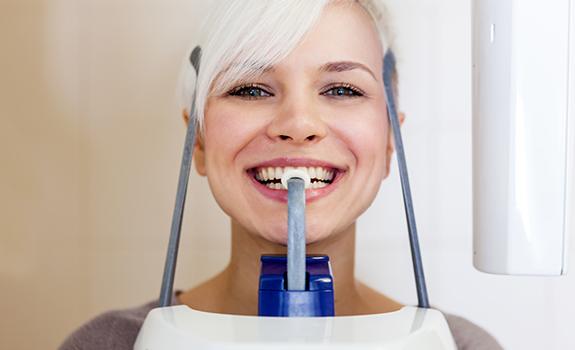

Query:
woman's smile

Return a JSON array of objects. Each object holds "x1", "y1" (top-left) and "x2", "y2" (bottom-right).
[{"x1": 245, "y1": 157, "x2": 348, "y2": 202}]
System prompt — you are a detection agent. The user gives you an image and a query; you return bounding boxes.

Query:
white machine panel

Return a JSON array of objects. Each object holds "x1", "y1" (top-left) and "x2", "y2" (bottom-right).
[
  {"x1": 134, "y1": 306, "x2": 456, "y2": 350},
  {"x1": 472, "y1": 0, "x2": 574, "y2": 275}
]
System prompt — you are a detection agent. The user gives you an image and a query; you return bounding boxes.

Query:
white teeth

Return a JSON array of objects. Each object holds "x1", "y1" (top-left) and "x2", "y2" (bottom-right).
[
  {"x1": 311, "y1": 181, "x2": 328, "y2": 189},
  {"x1": 255, "y1": 165, "x2": 336, "y2": 184},
  {"x1": 309, "y1": 167, "x2": 316, "y2": 178}
]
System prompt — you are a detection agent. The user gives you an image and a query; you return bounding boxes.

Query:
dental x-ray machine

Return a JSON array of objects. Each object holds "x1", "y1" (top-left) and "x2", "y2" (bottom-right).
[{"x1": 134, "y1": 1, "x2": 574, "y2": 348}]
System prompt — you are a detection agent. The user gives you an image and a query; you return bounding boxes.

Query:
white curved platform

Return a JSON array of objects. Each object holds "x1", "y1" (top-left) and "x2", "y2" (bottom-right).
[{"x1": 134, "y1": 305, "x2": 456, "y2": 349}]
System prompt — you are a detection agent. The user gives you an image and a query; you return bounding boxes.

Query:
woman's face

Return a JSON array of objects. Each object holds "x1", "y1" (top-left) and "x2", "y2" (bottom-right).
[{"x1": 196, "y1": 3, "x2": 395, "y2": 245}]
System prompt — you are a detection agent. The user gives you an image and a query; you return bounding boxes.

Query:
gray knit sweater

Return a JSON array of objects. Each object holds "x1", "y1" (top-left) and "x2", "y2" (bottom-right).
[{"x1": 59, "y1": 296, "x2": 503, "y2": 350}]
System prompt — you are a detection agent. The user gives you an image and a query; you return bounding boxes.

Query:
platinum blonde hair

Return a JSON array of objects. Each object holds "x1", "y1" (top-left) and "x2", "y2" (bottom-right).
[{"x1": 178, "y1": 0, "x2": 395, "y2": 130}]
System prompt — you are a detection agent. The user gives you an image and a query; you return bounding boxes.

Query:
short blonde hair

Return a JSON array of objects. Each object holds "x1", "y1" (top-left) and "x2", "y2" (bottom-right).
[{"x1": 178, "y1": 0, "x2": 396, "y2": 130}]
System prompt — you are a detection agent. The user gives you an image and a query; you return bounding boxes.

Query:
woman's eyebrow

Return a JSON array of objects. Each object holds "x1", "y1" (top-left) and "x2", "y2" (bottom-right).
[
  {"x1": 236, "y1": 60, "x2": 377, "y2": 80},
  {"x1": 318, "y1": 61, "x2": 377, "y2": 80}
]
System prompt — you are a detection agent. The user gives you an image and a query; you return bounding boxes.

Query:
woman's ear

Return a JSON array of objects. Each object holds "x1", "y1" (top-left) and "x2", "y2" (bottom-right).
[
  {"x1": 182, "y1": 109, "x2": 190, "y2": 125},
  {"x1": 182, "y1": 109, "x2": 207, "y2": 176},
  {"x1": 384, "y1": 112, "x2": 406, "y2": 178}
]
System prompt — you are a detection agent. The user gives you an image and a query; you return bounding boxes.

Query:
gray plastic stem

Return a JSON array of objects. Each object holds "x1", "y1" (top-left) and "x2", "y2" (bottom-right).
[
  {"x1": 383, "y1": 50, "x2": 429, "y2": 309},
  {"x1": 159, "y1": 108, "x2": 195, "y2": 307},
  {"x1": 159, "y1": 46, "x2": 201, "y2": 307},
  {"x1": 287, "y1": 178, "x2": 306, "y2": 291}
]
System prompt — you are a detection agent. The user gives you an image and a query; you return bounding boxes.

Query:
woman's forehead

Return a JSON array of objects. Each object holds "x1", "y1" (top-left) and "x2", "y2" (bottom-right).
[
  {"x1": 253, "y1": 4, "x2": 381, "y2": 72},
  {"x1": 303, "y1": 3, "x2": 383, "y2": 59}
]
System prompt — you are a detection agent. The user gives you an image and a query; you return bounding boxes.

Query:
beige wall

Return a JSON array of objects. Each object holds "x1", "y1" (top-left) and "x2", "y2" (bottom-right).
[{"x1": 0, "y1": 1, "x2": 225, "y2": 349}]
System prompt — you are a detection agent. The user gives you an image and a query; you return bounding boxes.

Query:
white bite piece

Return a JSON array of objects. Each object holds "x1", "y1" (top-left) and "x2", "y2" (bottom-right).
[{"x1": 281, "y1": 168, "x2": 312, "y2": 189}]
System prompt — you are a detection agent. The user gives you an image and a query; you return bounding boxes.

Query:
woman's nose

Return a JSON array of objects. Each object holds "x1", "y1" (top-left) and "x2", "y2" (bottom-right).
[{"x1": 266, "y1": 95, "x2": 328, "y2": 144}]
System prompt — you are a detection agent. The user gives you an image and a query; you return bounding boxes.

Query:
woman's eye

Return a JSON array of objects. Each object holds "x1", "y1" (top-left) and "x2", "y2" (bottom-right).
[
  {"x1": 228, "y1": 85, "x2": 272, "y2": 99},
  {"x1": 322, "y1": 84, "x2": 364, "y2": 98}
]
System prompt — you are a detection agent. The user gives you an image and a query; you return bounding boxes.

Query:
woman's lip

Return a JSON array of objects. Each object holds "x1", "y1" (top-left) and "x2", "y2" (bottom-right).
[
  {"x1": 247, "y1": 169, "x2": 345, "y2": 203},
  {"x1": 245, "y1": 157, "x2": 346, "y2": 171}
]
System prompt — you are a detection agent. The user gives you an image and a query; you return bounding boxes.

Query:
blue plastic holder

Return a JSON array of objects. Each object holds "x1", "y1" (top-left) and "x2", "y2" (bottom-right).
[{"x1": 258, "y1": 255, "x2": 335, "y2": 317}]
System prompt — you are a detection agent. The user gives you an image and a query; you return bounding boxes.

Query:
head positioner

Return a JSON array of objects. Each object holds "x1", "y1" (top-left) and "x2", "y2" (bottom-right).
[
  {"x1": 159, "y1": 46, "x2": 202, "y2": 307},
  {"x1": 158, "y1": 46, "x2": 429, "y2": 309},
  {"x1": 382, "y1": 50, "x2": 429, "y2": 308},
  {"x1": 281, "y1": 169, "x2": 311, "y2": 291},
  {"x1": 285, "y1": 176, "x2": 307, "y2": 291}
]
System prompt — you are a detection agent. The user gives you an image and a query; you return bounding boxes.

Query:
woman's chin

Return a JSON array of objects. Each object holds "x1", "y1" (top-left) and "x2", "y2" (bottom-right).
[{"x1": 257, "y1": 225, "x2": 333, "y2": 247}]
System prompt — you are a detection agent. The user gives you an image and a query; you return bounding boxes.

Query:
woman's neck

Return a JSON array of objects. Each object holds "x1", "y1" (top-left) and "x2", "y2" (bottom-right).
[
  {"x1": 177, "y1": 220, "x2": 402, "y2": 315},
  {"x1": 225, "y1": 220, "x2": 359, "y2": 314}
]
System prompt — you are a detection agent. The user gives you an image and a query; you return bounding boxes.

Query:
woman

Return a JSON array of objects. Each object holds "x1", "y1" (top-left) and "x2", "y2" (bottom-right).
[{"x1": 60, "y1": 1, "x2": 502, "y2": 349}]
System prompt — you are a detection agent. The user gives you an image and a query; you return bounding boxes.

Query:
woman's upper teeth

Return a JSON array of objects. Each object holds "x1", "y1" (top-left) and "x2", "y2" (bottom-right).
[{"x1": 255, "y1": 166, "x2": 334, "y2": 182}]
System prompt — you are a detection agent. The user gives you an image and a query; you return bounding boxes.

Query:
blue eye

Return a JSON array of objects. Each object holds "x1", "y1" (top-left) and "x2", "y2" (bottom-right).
[
  {"x1": 323, "y1": 84, "x2": 364, "y2": 98},
  {"x1": 228, "y1": 84, "x2": 272, "y2": 99}
]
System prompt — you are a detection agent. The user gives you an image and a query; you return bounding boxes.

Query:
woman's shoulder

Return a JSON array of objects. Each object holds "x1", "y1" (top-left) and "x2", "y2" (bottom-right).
[
  {"x1": 58, "y1": 299, "x2": 158, "y2": 350},
  {"x1": 443, "y1": 312, "x2": 503, "y2": 350}
]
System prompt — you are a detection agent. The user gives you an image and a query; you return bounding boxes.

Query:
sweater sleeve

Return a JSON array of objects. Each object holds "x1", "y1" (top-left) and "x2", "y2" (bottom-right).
[
  {"x1": 444, "y1": 313, "x2": 503, "y2": 350},
  {"x1": 58, "y1": 303, "x2": 153, "y2": 350}
]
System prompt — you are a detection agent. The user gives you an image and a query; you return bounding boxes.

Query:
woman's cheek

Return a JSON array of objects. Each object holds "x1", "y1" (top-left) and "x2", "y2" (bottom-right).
[
  {"x1": 204, "y1": 108, "x2": 259, "y2": 168},
  {"x1": 336, "y1": 116, "x2": 387, "y2": 163}
]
